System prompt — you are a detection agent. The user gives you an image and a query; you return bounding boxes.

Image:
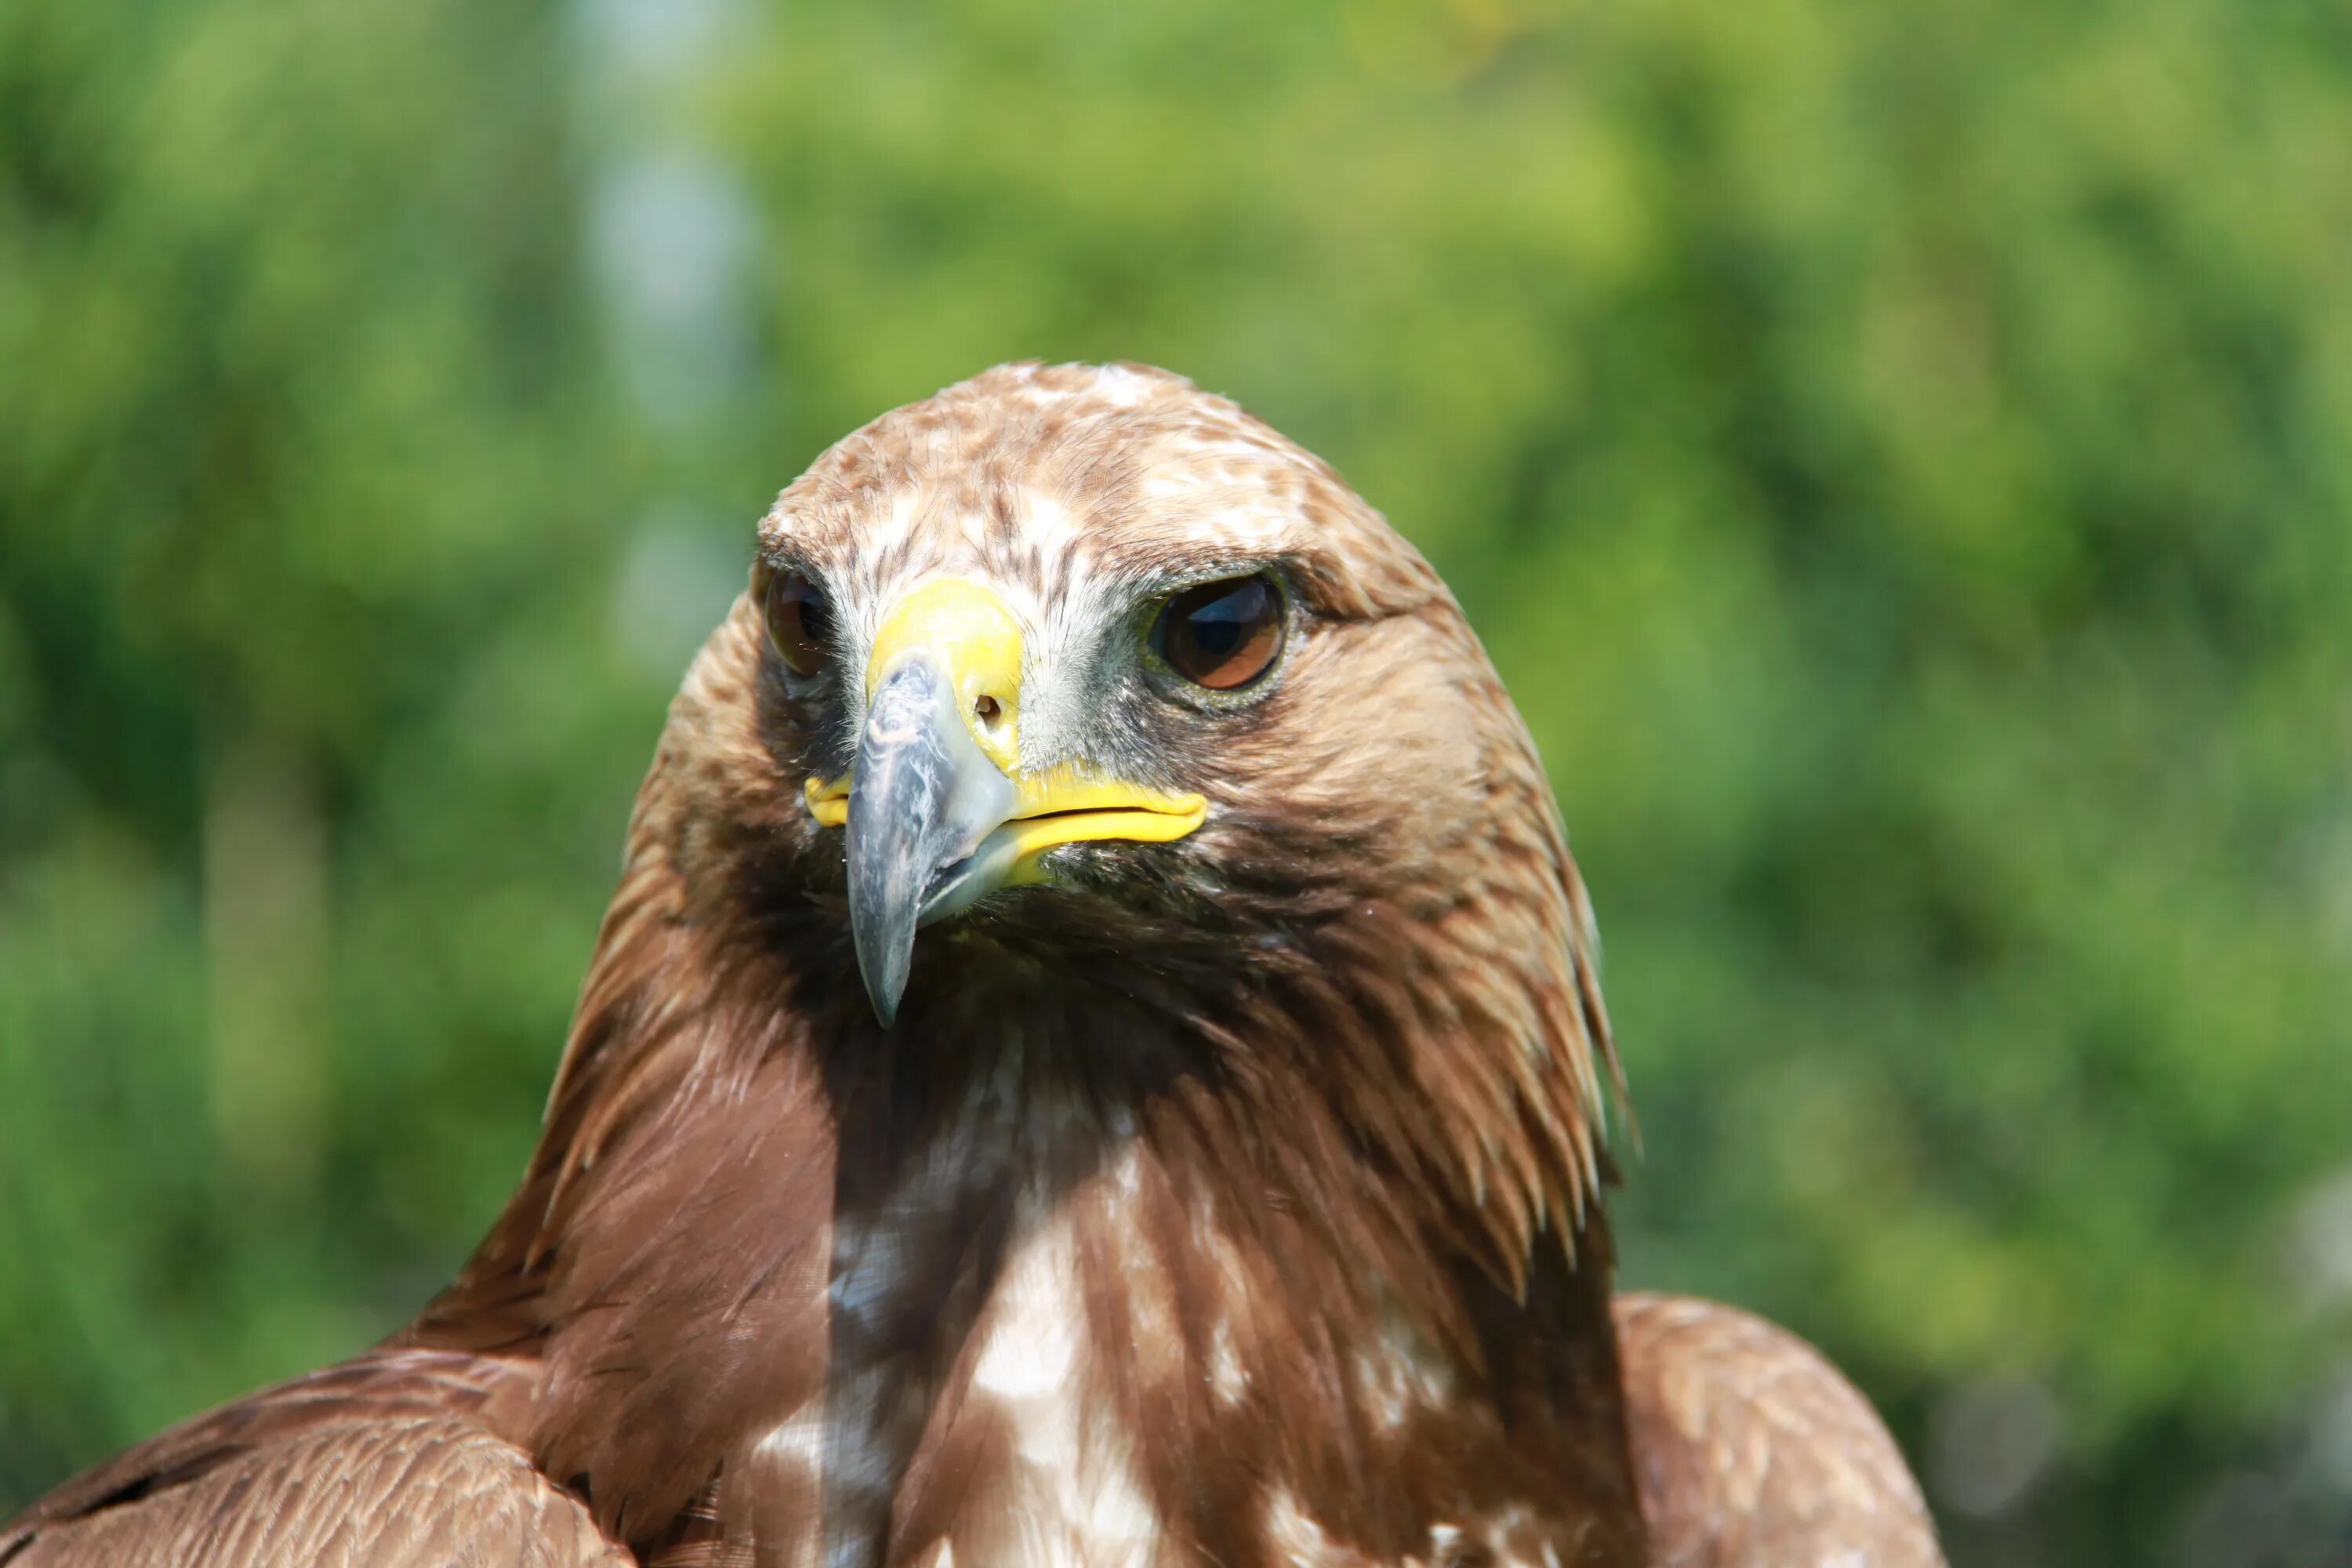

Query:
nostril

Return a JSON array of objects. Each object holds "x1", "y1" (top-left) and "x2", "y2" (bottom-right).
[{"x1": 974, "y1": 695, "x2": 1004, "y2": 726}]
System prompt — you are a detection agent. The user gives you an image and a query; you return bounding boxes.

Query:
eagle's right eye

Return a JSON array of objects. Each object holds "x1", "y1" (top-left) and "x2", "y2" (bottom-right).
[{"x1": 763, "y1": 569, "x2": 834, "y2": 677}]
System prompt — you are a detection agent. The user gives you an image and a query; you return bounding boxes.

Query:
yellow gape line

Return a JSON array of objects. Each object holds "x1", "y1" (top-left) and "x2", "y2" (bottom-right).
[
  {"x1": 805, "y1": 766, "x2": 1201, "y2": 846},
  {"x1": 805, "y1": 774, "x2": 850, "y2": 827}
]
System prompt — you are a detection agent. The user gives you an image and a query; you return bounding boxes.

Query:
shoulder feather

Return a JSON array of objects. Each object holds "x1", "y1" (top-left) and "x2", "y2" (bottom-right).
[
  {"x1": 1613, "y1": 1292, "x2": 1944, "y2": 1568},
  {"x1": 1, "y1": 1350, "x2": 630, "y2": 1568}
]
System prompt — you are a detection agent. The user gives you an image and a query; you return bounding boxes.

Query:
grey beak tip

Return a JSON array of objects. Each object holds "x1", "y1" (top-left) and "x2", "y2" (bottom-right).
[
  {"x1": 865, "y1": 970, "x2": 904, "y2": 1029},
  {"x1": 851, "y1": 921, "x2": 914, "y2": 1029}
]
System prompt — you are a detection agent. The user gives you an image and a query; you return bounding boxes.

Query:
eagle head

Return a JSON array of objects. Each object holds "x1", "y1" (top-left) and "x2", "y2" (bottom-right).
[{"x1": 655, "y1": 364, "x2": 1615, "y2": 1196}]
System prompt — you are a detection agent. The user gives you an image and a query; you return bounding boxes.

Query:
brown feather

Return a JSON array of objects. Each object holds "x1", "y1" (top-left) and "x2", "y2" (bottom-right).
[
  {"x1": 0, "y1": 1352, "x2": 625, "y2": 1567},
  {"x1": 1616, "y1": 1294, "x2": 1942, "y2": 1567}
]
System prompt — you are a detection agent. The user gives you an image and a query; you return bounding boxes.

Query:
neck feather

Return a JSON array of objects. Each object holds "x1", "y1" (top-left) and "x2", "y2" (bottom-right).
[{"x1": 406, "y1": 628, "x2": 1639, "y2": 1563}]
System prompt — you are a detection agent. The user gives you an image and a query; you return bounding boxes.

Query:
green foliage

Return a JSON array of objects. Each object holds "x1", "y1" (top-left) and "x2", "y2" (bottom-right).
[{"x1": 4, "y1": 1, "x2": 2349, "y2": 1562}]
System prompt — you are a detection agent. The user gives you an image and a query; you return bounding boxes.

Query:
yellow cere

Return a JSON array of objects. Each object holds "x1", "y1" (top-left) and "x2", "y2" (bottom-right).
[
  {"x1": 801, "y1": 575, "x2": 1206, "y2": 869},
  {"x1": 866, "y1": 576, "x2": 1025, "y2": 775}
]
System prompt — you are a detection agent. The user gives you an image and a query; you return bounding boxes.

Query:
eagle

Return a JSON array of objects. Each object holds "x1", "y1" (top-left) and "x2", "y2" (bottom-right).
[{"x1": 3, "y1": 364, "x2": 1941, "y2": 1568}]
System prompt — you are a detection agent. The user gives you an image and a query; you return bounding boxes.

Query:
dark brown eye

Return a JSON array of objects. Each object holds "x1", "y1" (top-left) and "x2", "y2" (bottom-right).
[
  {"x1": 763, "y1": 568, "x2": 834, "y2": 677},
  {"x1": 1155, "y1": 574, "x2": 1284, "y2": 691}
]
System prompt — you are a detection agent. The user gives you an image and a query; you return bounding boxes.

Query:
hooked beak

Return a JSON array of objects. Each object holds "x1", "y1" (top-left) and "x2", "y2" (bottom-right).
[{"x1": 804, "y1": 579, "x2": 1205, "y2": 1025}]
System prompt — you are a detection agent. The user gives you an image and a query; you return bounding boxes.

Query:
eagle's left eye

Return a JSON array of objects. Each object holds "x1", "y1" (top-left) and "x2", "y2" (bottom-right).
[{"x1": 1153, "y1": 573, "x2": 1285, "y2": 691}]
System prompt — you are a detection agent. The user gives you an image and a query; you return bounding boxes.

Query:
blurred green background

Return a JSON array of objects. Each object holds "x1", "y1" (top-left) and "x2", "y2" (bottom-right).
[{"x1": 3, "y1": 1, "x2": 2350, "y2": 1562}]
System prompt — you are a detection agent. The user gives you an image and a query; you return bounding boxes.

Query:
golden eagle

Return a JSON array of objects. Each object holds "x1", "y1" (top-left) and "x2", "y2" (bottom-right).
[{"x1": 3, "y1": 364, "x2": 1940, "y2": 1568}]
